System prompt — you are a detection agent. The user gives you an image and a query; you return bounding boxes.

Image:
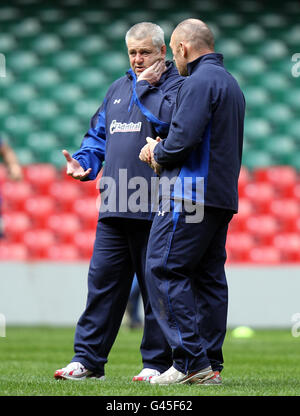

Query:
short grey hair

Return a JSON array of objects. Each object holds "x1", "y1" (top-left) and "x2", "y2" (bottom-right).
[{"x1": 125, "y1": 22, "x2": 165, "y2": 49}]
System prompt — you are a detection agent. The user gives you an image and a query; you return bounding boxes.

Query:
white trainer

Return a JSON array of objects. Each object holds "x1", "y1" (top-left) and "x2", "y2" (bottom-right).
[
  {"x1": 149, "y1": 366, "x2": 186, "y2": 385},
  {"x1": 132, "y1": 368, "x2": 161, "y2": 382},
  {"x1": 54, "y1": 362, "x2": 105, "y2": 381},
  {"x1": 150, "y1": 365, "x2": 215, "y2": 385}
]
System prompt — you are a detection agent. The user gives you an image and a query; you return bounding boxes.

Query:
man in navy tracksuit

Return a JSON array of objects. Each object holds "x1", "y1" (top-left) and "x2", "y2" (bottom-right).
[
  {"x1": 54, "y1": 23, "x2": 184, "y2": 381},
  {"x1": 140, "y1": 19, "x2": 245, "y2": 385}
]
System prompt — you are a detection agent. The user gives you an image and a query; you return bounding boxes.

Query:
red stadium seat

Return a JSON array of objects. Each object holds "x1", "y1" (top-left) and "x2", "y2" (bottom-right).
[
  {"x1": 226, "y1": 232, "x2": 256, "y2": 262},
  {"x1": 0, "y1": 241, "x2": 28, "y2": 261},
  {"x1": 225, "y1": 247, "x2": 235, "y2": 264},
  {"x1": 72, "y1": 197, "x2": 100, "y2": 229},
  {"x1": 48, "y1": 180, "x2": 83, "y2": 211},
  {"x1": 269, "y1": 199, "x2": 300, "y2": 232},
  {"x1": 23, "y1": 229, "x2": 56, "y2": 259},
  {"x1": 293, "y1": 183, "x2": 300, "y2": 201},
  {"x1": 243, "y1": 182, "x2": 277, "y2": 213},
  {"x1": 61, "y1": 167, "x2": 73, "y2": 182},
  {"x1": 245, "y1": 214, "x2": 280, "y2": 245},
  {"x1": 0, "y1": 165, "x2": 7, "y2": 185},
  {"x1": 2, "y1": 212, "x2": 32, "y2": 242},
  {"x1": 46, "y1": 213, "x2": 81, "y2": 243},
  {"x1": 238, "y1": 166, "x2": 251, "y2": 197},
  {"x1": 46, "y1": 244, "x2": 80, "y2": 261},
  {"x1": 82, "y1": 168, "x2": 103, "y2": 196},
  {"x1": 60, "y1": 167, "x2": 102, "y2": 197},
  {"x1": 1, "y1": 181, "x2": 34, "y2": 211},
  {"x1": 296, "y1": 218, "x2": 300, "y2": 233},
  {"x1": 273, "y1": 233, "x2": 300, "y2": 262},
  {"x1": 72, "y1": 230, "x2": 96, "y2": 259},
  {"x1": 248, "y1": 246, "x2": 281, "y2": 264},
  {"x1": 24, "y1": 196, "x2": 56, "y2": 227},
  {"x1": 24, "y1": 164, "x2": 57, "y2": 194},
  {"x1": 81, "y1": 179, "x2": 100, "y2": 197},
  {"x1": 229, "y1": 198, "x2": 255, "y2": 232},
  {"x1": 254, "y1": 166, "x2": 298, "y2": 197}
]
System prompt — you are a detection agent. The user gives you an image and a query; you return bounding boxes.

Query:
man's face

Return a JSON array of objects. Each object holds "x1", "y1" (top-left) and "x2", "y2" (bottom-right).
[
  {"x1": 170, "y1": 33, "x2": 188, "y2": 76},
  {"x1": 127, "y1": 37, "x2": 165, "y2": 76}
]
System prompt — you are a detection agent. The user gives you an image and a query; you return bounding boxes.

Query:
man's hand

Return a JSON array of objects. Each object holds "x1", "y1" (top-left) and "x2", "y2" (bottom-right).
[
  {"x1": 139, "y1": 141, "x2": 152, "y2": 165},
  {"x1": 0, "y1": 143, "x2": 23, "y2": 181},
  {"x1": 7, "y1": 163, "x2": 22, "y2": 181},
  {"x1": 62, "y1": 149, "x2": 92, "y2": 180},
  {"x1": 139, "y1": 137, "x2": 162, "y2": 175},
  {"x1": 137, "y1": 60, "x2": 166, "y2": 85}
]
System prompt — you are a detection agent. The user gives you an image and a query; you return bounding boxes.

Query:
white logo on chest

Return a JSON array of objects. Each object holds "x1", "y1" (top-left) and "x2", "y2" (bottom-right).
[{"x1": 110, "y1": 119, "x2": 142, "y2": 134}]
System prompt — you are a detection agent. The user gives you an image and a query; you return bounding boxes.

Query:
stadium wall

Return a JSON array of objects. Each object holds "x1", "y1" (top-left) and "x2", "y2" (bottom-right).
[{"x1": 0, "y1": 262, "x2": 299, "y2": 328}]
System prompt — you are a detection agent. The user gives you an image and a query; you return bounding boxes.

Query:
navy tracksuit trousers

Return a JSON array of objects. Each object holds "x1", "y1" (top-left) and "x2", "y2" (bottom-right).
[
  {"x1": 146, "y1": 203, "x2": 233, "y2": 374},
  {"x1": 72, "y1": 217, "x2": 172, "y2": 376}
]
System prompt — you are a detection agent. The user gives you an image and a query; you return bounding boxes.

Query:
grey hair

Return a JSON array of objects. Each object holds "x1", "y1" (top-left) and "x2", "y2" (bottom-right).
[{"x1": 125, "y1": 22, "x2": 165, "y2": 49}]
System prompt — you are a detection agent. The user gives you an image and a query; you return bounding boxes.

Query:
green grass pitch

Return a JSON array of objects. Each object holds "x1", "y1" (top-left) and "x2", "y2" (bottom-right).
[{"x1": 0, "y1": 326, "x2": 299, "y2": 396}]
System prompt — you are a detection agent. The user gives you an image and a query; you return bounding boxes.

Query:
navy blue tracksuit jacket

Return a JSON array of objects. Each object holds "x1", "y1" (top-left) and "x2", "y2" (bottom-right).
[
  {"x1": 146, "y1": 53, "x2": 246, "y2": 374},
  {"x1": 73, "y1": 61, "x2": 183, "y2": 220},
  {"x1": 69, "y1": 62, "x2": 185, "y2": 375},
  {"x1": 154, "y1": 53, "x2": 245, "y2": 212}
]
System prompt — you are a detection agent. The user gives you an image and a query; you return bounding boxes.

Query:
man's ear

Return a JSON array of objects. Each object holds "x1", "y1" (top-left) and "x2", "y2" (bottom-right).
[
  {"x1": 179, "y1": 42, "x2": 188, "y2": 58},
  {"x1": 161, "y1": 44, "x2": 167, "y2": 59}
]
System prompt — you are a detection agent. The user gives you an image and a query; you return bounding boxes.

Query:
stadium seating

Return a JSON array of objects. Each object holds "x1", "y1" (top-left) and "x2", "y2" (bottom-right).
[
  {"x1": 272, "y1": 233, "x2": 300, "y2": 262},
  {"x1": 72, "y1": 197, "x2": 100, "y2": 230},
  {"x1": 24, "y1": 164, "x2": 57, "y2": 194},
  {"x1": 2, "y1": 212, "x2": 32, "y2": 242},
  {"x1": 1, "y1": 181, "x2": 34, "y2": 211},
  {"x1": 269, "y1": 199, "x2": 300, "y2": 232},
  {"x1": 254, "y1": 166, "x2": 297, "y2": 197},
  {"x1": 0, "y1": 242, "x2": 28, "y2": 261},
  {"x1": 228, "y1": 198, "x2": 255, "y2": 232},
  {"x1": 0, "y1": 0, "x2": 299, "y2": 263},
  {"x1": 244, "y1": 214, "x2": 280, "y2": 246},
  {"x1": 48, "y1": 181, "x2": 84, "y2": 211},
  {"x1": 293, "y1": 184, "x2": 300, "y2": 201},
  {"x1": 243, "y1": 182, "x2": 277, "y2": 214},
  {"x1": 22, "y1": 229, "x2": 57, "y2": 259},
  {"x1": 24, "y1": 196, "x2": 56, "y2": 228},
  {"x1": 46, "y1": 244, "x2": 80, "y2": 261},
  {"x1": 226, "y1": 232, "x2": 256, "y2": 262},
  {"x1": 72, "y1": 230, "x2": 96, "y2": 260},
  {"x1": 46, "y1": 213, "x2": 82, "y2": 244},
  {"x1": 247, "y1": 246, "x2": 281, "y2": 264}
]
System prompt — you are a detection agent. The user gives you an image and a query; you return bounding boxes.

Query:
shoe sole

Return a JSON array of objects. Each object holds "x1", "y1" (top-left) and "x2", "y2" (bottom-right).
[
  {"x1": 132, "y1": 376, "x2": 154, "y2": 382},
  {"x1": 178, "y1": 370, "x2": 215, "y2": 385},
  {"x1": 150, "y1": 372, "x2": 221, "y2": 386},
  {"x1": 54, "y1": 374, "x2": 87, "y2": 381},
  {"x1": 200, "y1": 378, "x2": 222, "y2": 385},
  {"x1": 54, "y1": 373, "x2": 105, "y2": 381}
]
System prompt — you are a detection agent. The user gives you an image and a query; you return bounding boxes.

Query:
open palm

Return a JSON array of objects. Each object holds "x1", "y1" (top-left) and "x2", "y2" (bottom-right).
[{"x1": 62, "y1": 149, "x2": 92, "y2": 180}]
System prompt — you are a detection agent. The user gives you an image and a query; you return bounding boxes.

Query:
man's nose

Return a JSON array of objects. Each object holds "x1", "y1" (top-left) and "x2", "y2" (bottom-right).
[{"x1": 135, "y1": 53, "x2": 143, "y2": 63}]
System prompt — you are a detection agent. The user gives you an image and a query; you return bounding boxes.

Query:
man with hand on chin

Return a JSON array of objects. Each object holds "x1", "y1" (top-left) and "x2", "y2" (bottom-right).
[{"x1": 54, "y1": 22, "x2": 184, "y2": 383}]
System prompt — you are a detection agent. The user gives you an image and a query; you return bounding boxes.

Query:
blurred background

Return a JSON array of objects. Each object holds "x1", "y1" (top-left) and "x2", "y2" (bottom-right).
[{"x1": 0, "y1": 0, "x2": 299, "y2": 328}]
